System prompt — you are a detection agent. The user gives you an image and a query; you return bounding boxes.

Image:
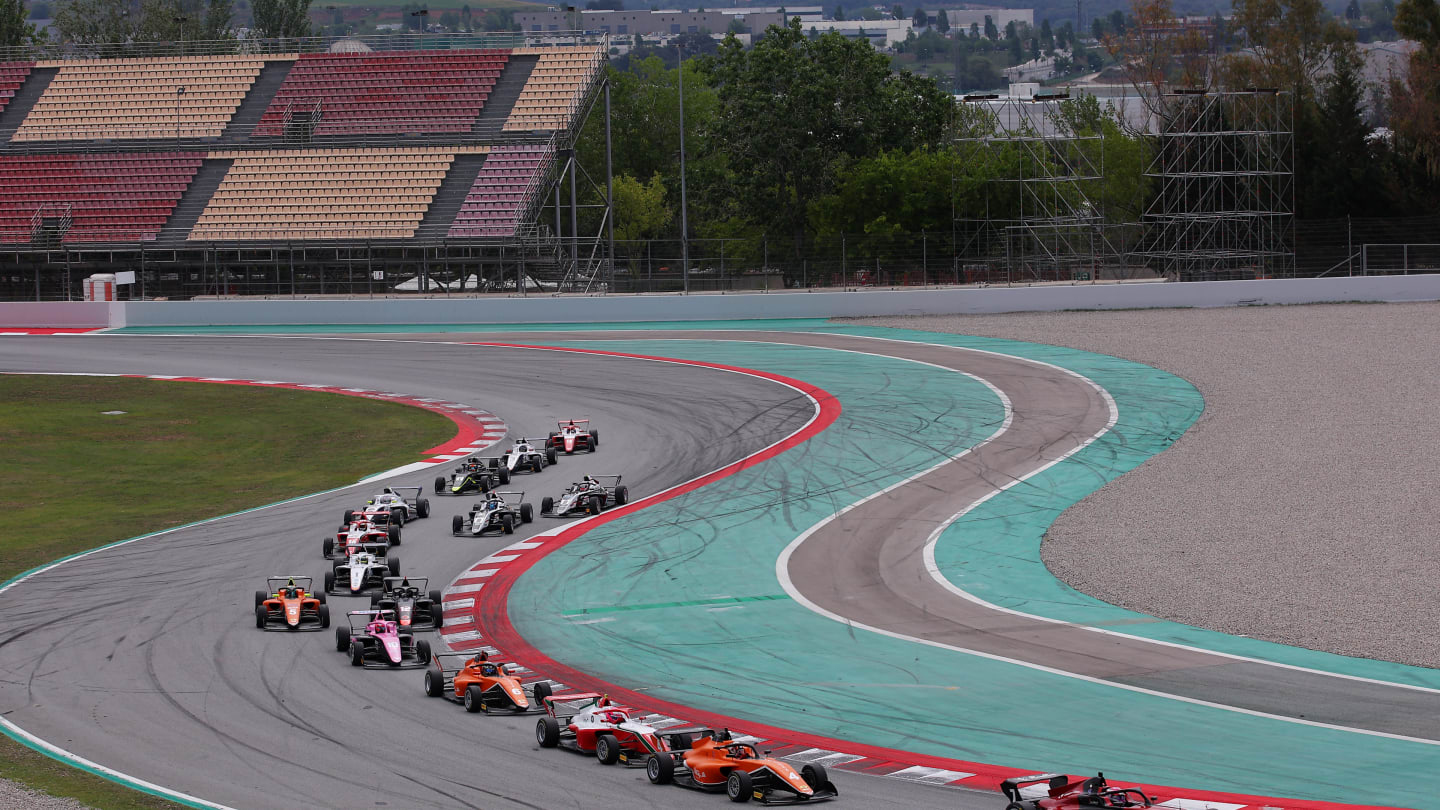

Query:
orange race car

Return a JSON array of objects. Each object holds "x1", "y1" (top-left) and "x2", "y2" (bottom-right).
[
  {"x1": 647, "y1": 729, "x2": 839, "y2": 804},
  {"x1": 422, "y1": 651, "x2": 553, "y2": 713},
  {"x1": 254, "y1": 576, "x2": 329, "y2": 631}
]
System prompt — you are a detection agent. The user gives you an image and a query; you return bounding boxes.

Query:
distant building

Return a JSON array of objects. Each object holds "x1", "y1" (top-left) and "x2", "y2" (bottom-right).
[
  {"x1": 515, "y1": 6, "x2": 822, "y2": 37},
  {"x1": 917, "y1": 7, "x2": 1032, "y2": 29}
]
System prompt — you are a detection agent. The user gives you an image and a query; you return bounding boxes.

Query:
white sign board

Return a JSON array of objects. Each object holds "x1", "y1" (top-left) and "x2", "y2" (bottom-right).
[{"x1": 114, "y1": 271, "x2": 136, "y2": 285}]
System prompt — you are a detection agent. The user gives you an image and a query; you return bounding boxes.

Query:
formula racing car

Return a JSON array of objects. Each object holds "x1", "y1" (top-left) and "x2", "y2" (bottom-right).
[
  {"x1": 254, "y1": 576, "x2": 329, "y2": 631},
  {"x1": 369, "y1": 576, "x2": 444, "y2": 631},
  {"x1": 343, "y1": 486, "x2": 430, "y2": 528},
  {"x1": 451, "y1": 491, "x2": 534, "y2": 536},
  {"x1": 324, "y1": 518, "x2": 394, "y2": 558},
  {"x1": 423, "y1": 651, "x2": 552, "y2": 713},
  {"x1": 647, "y1": 729, "x2": 838, "y2": 804},
  {"x1": 548, "y1": 419, "x2": 598, "y2": 454},
  {"x1": 334, "y1": 609, "x2": 431, "y2": 669},
  {"x1": 434, "y1": 457, "x2": 497, "y2": 496},
  {"x1": 536, "y1": 692, "x2": 683, "y2": 765},
  {"x1": 541, "y1": 475, "x2": 629, "y2": 517},
  {"x1": 1000, "y1": 773, "x2": 1155, "y2": 810},
  {"x1": 325, "y1": 549, "x2": 400, "y2": 595},
  {"x1": 482, "y1": 439, "x2": 557, "y2": 474}
]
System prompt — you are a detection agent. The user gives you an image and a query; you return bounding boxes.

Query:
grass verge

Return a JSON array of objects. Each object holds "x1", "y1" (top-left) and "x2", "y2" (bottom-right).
[{"x1": 0, "y1": 375, "x2": 456, "y2": 808}]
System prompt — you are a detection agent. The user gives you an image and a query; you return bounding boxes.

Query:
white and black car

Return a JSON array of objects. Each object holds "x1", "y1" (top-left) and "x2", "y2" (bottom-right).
[
  {"x1": 451, "y1": 491, "x2": 534, "y2": 536},
  {"x1": 482, "y1": 439, "x2": 558, "y2": 475},
  {"x1": 344, "y1": 486, "x2": 431, "y2": 527},
  {"x1": 541, "y1": 475, "x2": 629, "y2": 517},
  {"x1": 326, "y1": 550, "x2": 400, "y2": 595}
]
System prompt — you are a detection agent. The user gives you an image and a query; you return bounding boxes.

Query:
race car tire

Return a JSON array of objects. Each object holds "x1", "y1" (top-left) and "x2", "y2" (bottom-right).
[
  {"x1": 531, "y1": 681, "x2": 552, "y2": 705},
  {"x1": 389, "y1": 526, "x2": 402, "y2": 546},
  {"x1": 1005, "y1": 804, "x2": 1027, "y2": 810},
  {"x1": 596, "y1": 734, "x2": 621, "y2": 765},
  {"x1": 254, "y1": 590, "x2": 267, "y2": 608},
  {"x1": 349, "y1": 642, "x2": 364, "y2": 667},
  {"x1": 254, "y1": 606, "x2": 266, "y2": 629},
  {"x1": 343, "y1": 509, "x2": 355, "y2": 524},
  {"x1": 488, "y1": 458, "x2": 500, "y2": 468},
  {"x1": 317, "y1": 591, "x2": 326, "y2": 605},
  {"x1": 424, "y1": 669, "x2": 444, "y2": 697},
  {"x1": 464, "y1": 684, "x2": 484, "y2": 713},
  {"x1": 415, "y1": 639, "x2": 431, "y2": 665},
  {"x1": 647, "y1": 754, "x2": 675, "y2": 785},
  {"x1": 536, "y1": 716, "x2": 560, "y2": 748},
  {"x1": 726, "y1": 770, "x2": 753, "y2": 803},
  {"x1": 429, "y1": 589, "x2": 444, "y2": 606},
  {"x1": 480, "y1": 474, "x2": 493, "y2": 492},
  {"x1": 388, "y1": 557, "x2": 401, "y2": 576},
  {"x1": 615, "y1": 485, "x2": 629, "y2": 506},
  {"x1": 324, "y1": 571, "x2": 336, "y2": 594},
  {"x1": 801, "y1": 763, "x2": 829, "y2": 791},
  {"x1": 541, "y1": 496, "x2": 554, "y2": 514},
  {"x1": 369, "y1": 594, "x2": 381, "y2": 608},
  {"x1": 665, "y1": 732, "x2": 693, "y2": 751},
  {"x1": 546, "y1": 448, "x2": 557, "y2": 465},
  {"x1": 452, "y1": 515, "x2": 464, "y2": 534},
  {"x1": 502, "y1": 515, "x2": 514, "y2": 535},
  {"x1": 497, "y1": 467, "x2": 510, "y2": 485},
  {"x1": 418, "y1": 498, "x2": 430, "y2": 519},
  {"x1": 432, "y1": 604, "x2": 444, "y2": 628},
  {"x1": 322, "y1": 537, "x2": 334, "y2": 558},
  {"x1": 335, "y1": 625, "x2": 350, "y2": 652},
  {"x1": 319, "y1": 604, "x2": 330, "y2": 628},
  {"x1": 520, "y1": 502, "x2": 534, "y2": 523},
  {"x1": 591, "y1": 429, "x2": 599, "y2": 448},
  {"x1": 434, "y1": 477, "x2": 445, "y2": 494},
  {"x1": 532, "y1": 459, "x2": 543, "y2": 473},
  {"x1": 588, "y1": 495, "x2": 603, "y2": 515}
]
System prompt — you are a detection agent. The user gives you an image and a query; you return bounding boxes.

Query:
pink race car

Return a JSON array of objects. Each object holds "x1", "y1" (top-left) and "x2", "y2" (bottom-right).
[{"x1": 334, "y1": 609, "x2": 431, "y2": 669}]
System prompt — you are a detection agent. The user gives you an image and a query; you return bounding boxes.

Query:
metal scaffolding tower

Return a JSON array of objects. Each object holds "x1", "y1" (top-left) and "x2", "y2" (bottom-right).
[
  {"x1": 1136, "y1": 89, "x2": 1295, "y2": 280},
  {"x1": 955, "y1": 93, "x2": 1115, "y2": 284}
]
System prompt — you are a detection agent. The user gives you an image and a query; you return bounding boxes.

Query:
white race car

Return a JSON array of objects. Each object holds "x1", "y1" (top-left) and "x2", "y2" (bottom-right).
[
  {"x1": 541, "y1": 475, "x2": 629, "y2": 517},
  {"x1": 483, "y1": 439, "x2": 557, "y2": 475},
  {"x1": 345, "y1": 486, "x2": 431, "y2": 527},
  {"x1": 326, "y1": 550, "x2": 400, "y2": 595},
  {"x1": 452, "y1": 491, "x2": 535, "y2": 536}
]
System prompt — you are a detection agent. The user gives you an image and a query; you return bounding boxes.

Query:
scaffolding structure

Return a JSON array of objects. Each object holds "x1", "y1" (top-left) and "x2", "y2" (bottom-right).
[
  {"x1": 1136, "y1": 89, "x2": 1295, "y2": 280},
  {"x1": 954, "y1": 93, "x2": 1118, "y2": 284}
]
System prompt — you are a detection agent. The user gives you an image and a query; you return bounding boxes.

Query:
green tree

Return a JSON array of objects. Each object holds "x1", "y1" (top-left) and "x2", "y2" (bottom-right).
[
  {"x1": 935, "y1": 8, "x2": 948, "y2": 31},
  {"x1": 1040, "y1": 18, "x2": 1053, "y2": 50},
  {"x1": 613, "y1": 173, "x2": 673, "y2": 242},
  {"x1": 0, "y1": 0, "x2": 38, "y2": 45},
  {"x1": 1108, "y1": 8, "x2": 1125, "y2": 34},
  {"x1": 252, "y1": 0, "x2": 309, "y2": 37},
  {"x1": 1007, "y1": 31, "x2": 1022, "y2": 62},
  {"x1": 912, "y1": 7, "x2": 925, "y2": 27},
  {"x1": 968, "y1": 21, "x2": 978, "y2": 37},
  {"x1": 1301, "y1": 46, "x2": 1391, "y2": 216},
  {"x1": 833, "y1": 4, "x2": 843, "y2": 19},
  {"x1": 983, "y1": 14, "x2": 997, "y2": 39},
  {"x1": 891, "y1": 4, "x2": 902, "y2": 20},
  {"x1": 53, "y1": 0, "x2": 137, "y2": 44}
]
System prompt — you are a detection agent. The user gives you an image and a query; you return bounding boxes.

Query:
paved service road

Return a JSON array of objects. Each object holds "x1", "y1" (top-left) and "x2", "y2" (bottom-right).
[{"x1": 0, "y1": 336, "x2": 990, "y2": 810}]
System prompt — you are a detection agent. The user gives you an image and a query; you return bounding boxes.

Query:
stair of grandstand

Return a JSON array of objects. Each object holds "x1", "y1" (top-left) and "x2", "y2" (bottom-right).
[
  {"x1": 472, "y1": 55, "x2": 536, "y2": 134},
  {"x1": 0, "y1": 66, "x2": 51, "y2": 134},
  {"x1": 418, "y1": 153, "x2": 489, "y2": 235},
  {"x1": 220, "y1": 61, "x2": 295, "y2": 142},
  {"x1": 160, "y1": 158, "x2": 234, "y2": 241}
]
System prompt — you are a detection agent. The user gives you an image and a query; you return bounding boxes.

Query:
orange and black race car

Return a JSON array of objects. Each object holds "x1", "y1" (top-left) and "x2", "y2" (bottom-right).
[
  {"x1": 647, "y1": 729, "x2": 838, "y2": 804},
  {"x1": 254, "y1": 576, "x2": 329, "y2": 631},
  {"x1": 423, "y1": 651, "x2": 552, "y2": 713},
  {"x1": 1001, "y1": 772, "x2": 1155, "y2": 810}
]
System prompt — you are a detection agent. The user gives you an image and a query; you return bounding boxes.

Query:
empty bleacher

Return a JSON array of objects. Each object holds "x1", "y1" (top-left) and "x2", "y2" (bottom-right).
[
  {"x1": 448, "y1": 144, "x2": 552, "y2": 237},
  {"x1": 188, "y1": 147, "x2": 472, "y2": 241},
  {"x1": 252, "y1": 50, "x2": 509, "y2": 137},
  {"x1": 14, "y1": 56, "x2": 272, "y2": 142},
  {"x1": 0, "y1": 62, "x2": 34, "y2": 117},
  {"x1": 0, "y1": 152, "x2": 202, "y2": 242},
  {"x1": 502, "y1": 47, "x2": 604, "y2": 132}
]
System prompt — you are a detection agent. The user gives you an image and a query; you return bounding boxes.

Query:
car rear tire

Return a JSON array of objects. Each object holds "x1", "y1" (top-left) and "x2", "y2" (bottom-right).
[
  {"x1": 666, "y1": 732, "x2": 693, "y2": 751},
  {"x1": 335, "y1": 625, "x2": 350, "y2": 652},
  {"x1": 536, "y1": 716, "x2": 560, "y2": 748},
  {"x1": 1005, "y1": 803, "x2": 1027, "y2": 810},
  {"x1": 418, "y1": 498, "x2": 430, "y2": 519},
  {"x1": 520, "y1": 502, "x2": 533, "y2": 523},
  {"x1": 389, "y1": 557, "x2": 401, "y2": 576},
  {"x1": 647, "y1": 754, "x2": 674, "y2": 785},
  {"x1": 254, "y1": 605, "x2": 266, "y2": 629},
  {"x1": 389, "y1": 526, "x2": 401, "y2": 546},
  {"x1": 464, "y1": 684, "x2": 483, "y2": 713},
  {"x1": 254, "y1": 590, "x2": 267, "y2": 608},
  {"x1": 324, "y1": 571, "x2": 335, "y2": 593},
  {"x1": 317, "y1": 591, "x2": 326, "y2": 605},
  {"x1": 596, "y1": 734, "x2": 621, "y2": 765},
  {"x1": 343, "y1": 509, "x2": 355, "y2": 524},
  {"x1": 452, "y1": 514, "x2": 464, "y2": 534},
  {"x1": 541, "y1": 496, "x2": 554, "y2": 514},
  {"x1": 349, "y1": 642, "x2": 364, "y2": 667},
  {"x1": 322, "y1": 537, "x2": 334, "y2": 558},
  {"x1": 801, "y1": 763, "x2": 828, "y2": 791},
  {"x1": 429, "y1": 589, "x2": 443, "y2": 606},
  {"x1": 726, "y1": 770, "x2": 753, "y2": 802},
  {"x1": 488, "y1": 458, "x2": 500, "y2": 468},
  {"x1": 497, "y1": 467, "x2": 510, "y2": 485},
  {"x1": 319, "y1": 604, "x2": 330, "y2": 628},
  {"x1": 590, "y1": 429, "x2": 599, "y2": 448},
  {"x1": 424, "y1": 668, "x2": 444, "y2": 697},
  {"x1": 432, "y1": 604, "x2": 444, "y2": 628},
  {"x1": 532, "y1": 681, "x2": 552, "y2": 705},
  {"x1": 546, "y1": 448, "x2": 557, "y2": 465},
  {"x1": 501, "y1": 515, "x2": 514, "y2": 534},
  {"x1": 615, "y1": 485, "x2": 629, "y2": 506},
  {"x1": 434, "y1": 476, "x2": 445, "y2": 494},
  {"x1": 415, "y1": 639, "x2": 431, "y2": 665}
]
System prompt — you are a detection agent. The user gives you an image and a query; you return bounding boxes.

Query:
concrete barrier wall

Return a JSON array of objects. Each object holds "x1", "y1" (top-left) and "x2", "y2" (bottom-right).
[{"x1": 8, "y1": 275, "x2": 1440, "y2": 328}]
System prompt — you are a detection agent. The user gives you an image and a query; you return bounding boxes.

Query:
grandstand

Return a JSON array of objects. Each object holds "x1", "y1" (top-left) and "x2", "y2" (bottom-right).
[{"x1": 0, "y1": 33, "x2": 609, "y2": 300}]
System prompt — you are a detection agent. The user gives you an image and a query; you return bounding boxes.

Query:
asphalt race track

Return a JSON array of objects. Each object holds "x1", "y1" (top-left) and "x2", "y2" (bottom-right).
[{"x1": 0, "y1": 335, "x2": 993, "y2": 810}]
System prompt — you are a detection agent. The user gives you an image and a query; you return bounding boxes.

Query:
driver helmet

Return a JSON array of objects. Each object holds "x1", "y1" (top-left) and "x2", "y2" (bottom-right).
[{"x1": 583, "y1": 475, "x2": 597, "y2": 485}]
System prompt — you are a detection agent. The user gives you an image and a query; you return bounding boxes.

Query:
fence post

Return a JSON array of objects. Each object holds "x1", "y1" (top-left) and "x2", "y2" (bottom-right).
[
  {"x1": 841, "y1": 233, "x2": 847, "y2": 287},
  {"x1": 922, "y1": 230, "x2": 928, "y2": 286},
  {"x1": 720, "y1": 239, "x2": 726, "y2": 291},
  {"x1": 1347, "y1": 216, "x2": 1353, "y2": 277},
  {"x1": 1404, "y1": 243, "x2": 1409, "y2": 274}
]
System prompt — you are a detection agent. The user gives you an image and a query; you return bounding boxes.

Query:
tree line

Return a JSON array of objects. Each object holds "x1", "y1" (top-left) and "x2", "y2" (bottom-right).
[{"x1": 0, "y1": 0, "x2": 315, "y2": 45}]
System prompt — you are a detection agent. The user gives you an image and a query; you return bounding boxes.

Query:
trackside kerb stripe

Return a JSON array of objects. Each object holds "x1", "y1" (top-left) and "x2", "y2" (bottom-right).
[{"x1": 458, "y1": 342, "x2": 1393, "y2": 810}]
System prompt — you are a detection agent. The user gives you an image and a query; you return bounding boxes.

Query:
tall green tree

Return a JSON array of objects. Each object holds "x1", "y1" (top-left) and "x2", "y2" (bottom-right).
[
  {"x1": 252, "y1": 0, "x2": 309, "y2": 37},
  {"x1": 0, "y1": 0, "x2": 38, "y2": 46},
  {"x1": 54, "y1": 0, "x2": 138, "y2": 44},
  {"x1": 935, "y1": 8, "x2": 948, "y2": 31},
  {"x1": 912, "y1": 7, "x2": 925, "y2": 27},
  {"x1": 1039, "y1": 18, "x2": 1053, "y2": 51},
  {"x1": 1299, "y1": 46, "x2": 1392, "y2": 216},
  {"x1": 983, "y1": 14, "x2": 997, "y2": 39}
]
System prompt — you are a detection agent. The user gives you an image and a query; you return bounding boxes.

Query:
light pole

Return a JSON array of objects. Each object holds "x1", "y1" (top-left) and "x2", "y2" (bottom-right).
[
  {"x1": 411, "y1": 9, "x2": 429, "y2": 48},
  {"x1": 677, "y1": 41, "x2": 689, "y2": 293},
  {"x1": 175, "y1": 85, "x2": 185, "y2": 144}
]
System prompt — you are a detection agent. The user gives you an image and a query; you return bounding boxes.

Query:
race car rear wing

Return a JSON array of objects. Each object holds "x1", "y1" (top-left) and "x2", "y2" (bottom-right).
[
  {"x1": 266, "y1": 575, "x2": 314, "y2": 593},
  {"x1": 346, "y1": 609, "x2": 396, "y2": 630},
  {"x1": 491, "y1": 490, "x2": 525, "y2": 505},
  {"x1": 390, "y1": 485, "x2": 423, "y2": 507},
  {"x1": 555, "y1": 419, "x2": 590, "y2": 428},
  {"x1": 343, "y1": 541, "x2": 391, "y2": 557},
  {"x1": 1000, "y1": 773, "x2": 1071, "y2": 801},
  {"x1": 381, "y1": 575, "x2": 428, "y2": 594}
]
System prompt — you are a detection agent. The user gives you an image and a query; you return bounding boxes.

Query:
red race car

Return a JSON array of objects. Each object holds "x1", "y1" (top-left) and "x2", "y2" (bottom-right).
[
  {"x1": 1001, "y1": 773, "x2": 1156, "y2": 809},
  {"x1": 647, "y1": 729, "x2": 838, "y2": 804},
  {"x1": 535, "y1": 692, "x2": 685, "y2": 765},
  {"x1": 548, "y1": 419, "x2": 598, "y2": 454}
]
